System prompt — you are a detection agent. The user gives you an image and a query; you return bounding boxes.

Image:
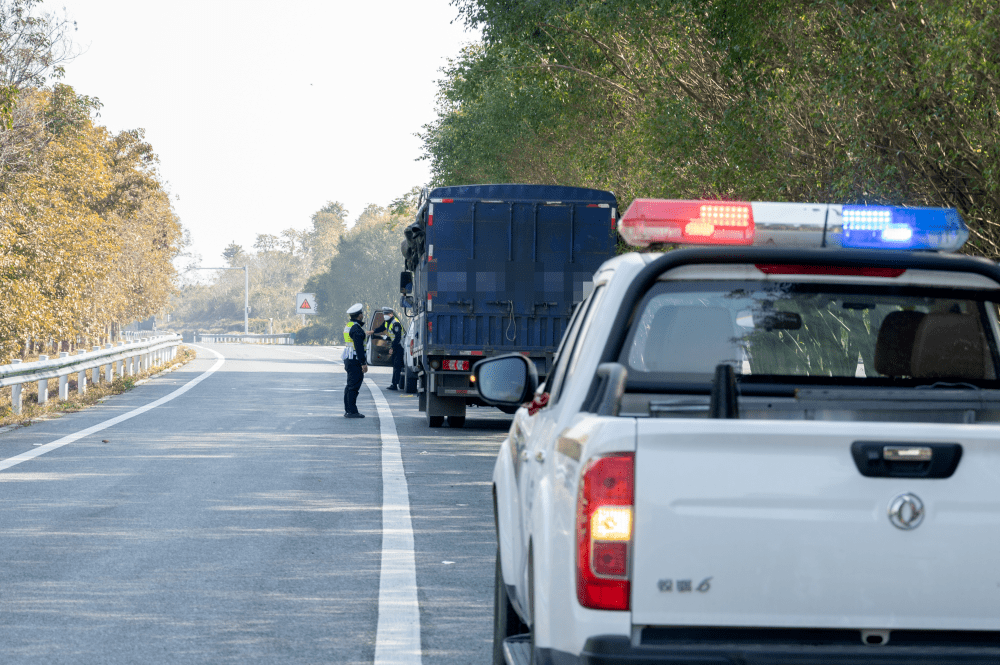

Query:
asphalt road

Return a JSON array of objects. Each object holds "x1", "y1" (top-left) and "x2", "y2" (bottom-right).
[{"x1": 0, "y1": 343, "x2": 511, "y2": 664}]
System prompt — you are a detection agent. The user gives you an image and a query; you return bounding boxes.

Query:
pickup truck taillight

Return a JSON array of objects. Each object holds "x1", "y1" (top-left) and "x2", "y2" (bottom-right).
[{"x1": 576, "y1": 453, "x2": 634, "y2": 611}]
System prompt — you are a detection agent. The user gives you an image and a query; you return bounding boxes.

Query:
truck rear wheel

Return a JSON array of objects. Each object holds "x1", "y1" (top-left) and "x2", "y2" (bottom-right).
[
  {"x1": 447, "y1": 416, "x2": 465, "y2": 428},
  {"x1": 427, "y1": 413, "x2": 444, "y2": 428}
]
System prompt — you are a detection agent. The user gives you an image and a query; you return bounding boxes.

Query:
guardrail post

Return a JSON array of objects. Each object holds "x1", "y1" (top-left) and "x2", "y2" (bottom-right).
[
  {"x1": 37, "y1": 355, "x2": 49, "y2": 404},
  {"x1": 78, "y1": 352, "x2": 87, "y2": 395},
  {"x1": 92, "y1": 346, "x2": 102, "y2": 385},
  {"x1": 105, "y1": 344, "x2": 114, "y2": 382},
  {"x1": 11, "y1": 359, "x2": 22, "y2": 414},
  {"x1": 116, "y1": 342, "x2": 125, "y2": 378},
  {"x1": 59, "y1": 352, "x2": 70, "y2": 400}
]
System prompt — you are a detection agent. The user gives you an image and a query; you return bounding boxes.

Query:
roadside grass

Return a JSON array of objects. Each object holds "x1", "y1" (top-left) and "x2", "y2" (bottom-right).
[{"x1": 0, "y1": 346, "x2": 198, "y2": 430}]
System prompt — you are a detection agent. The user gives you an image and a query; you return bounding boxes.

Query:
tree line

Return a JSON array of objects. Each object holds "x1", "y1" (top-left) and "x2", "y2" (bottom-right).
[
  {"x1": 422, "y1": 0, "x2": 999, "y2": 255},
  {"x1": 0, "y1": 0, "x2": 183, "y2": 361},
  {"x1": 171, "y1": 191, "x2": 419, "y2": 341}
]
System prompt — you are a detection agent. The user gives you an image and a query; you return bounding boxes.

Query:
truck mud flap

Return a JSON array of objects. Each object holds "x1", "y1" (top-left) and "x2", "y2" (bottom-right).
[{"x1": 426, "y1": 392, "x2": 466, "y2": 418}]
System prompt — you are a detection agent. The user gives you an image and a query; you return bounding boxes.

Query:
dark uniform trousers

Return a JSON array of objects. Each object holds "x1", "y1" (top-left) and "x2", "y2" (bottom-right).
[
  {"x1": 391, "y1": 343, "x2": 404, "y2": 388},
  {"x1": 344, "y1": 358, "x2": 364, "y2": 414}
]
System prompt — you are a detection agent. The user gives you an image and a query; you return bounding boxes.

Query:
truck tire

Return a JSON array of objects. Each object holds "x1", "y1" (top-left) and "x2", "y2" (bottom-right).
[
  {"x1": 493, "y1": 548, "x2": 528, "y2": 665},
  {"x1": 427, "y1": 413, "x2": 445, "y2": 428},
  {"x1": 404, "y1": 365, "x2": 417, "y2": 393},
  {"x1": 447, "y1": 416, "x2": 465, "y2": 428}
]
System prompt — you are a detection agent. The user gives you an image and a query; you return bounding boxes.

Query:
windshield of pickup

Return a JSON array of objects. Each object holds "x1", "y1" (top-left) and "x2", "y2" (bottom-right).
[{"x1": 622, "y1": 280, "x2": 1000, "y2": 386}]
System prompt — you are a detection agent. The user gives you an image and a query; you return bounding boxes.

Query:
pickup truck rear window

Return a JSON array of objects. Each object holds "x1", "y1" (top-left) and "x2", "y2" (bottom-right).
[{"x1": 622, "y1": 280, "x2": 1000, "y2": 385}]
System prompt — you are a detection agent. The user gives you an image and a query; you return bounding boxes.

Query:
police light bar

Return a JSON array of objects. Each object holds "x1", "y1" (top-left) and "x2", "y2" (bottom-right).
[{"x1": 619, "y1": 200, "x2": 968, "y2": 252}]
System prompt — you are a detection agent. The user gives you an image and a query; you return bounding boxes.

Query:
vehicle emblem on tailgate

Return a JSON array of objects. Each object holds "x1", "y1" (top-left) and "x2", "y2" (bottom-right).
[{"x1": 888, "y1": 493, "x2": 925, "y2": 530}]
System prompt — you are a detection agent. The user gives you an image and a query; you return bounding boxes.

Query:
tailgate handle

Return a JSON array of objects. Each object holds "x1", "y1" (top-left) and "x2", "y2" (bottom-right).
[
  {"x1": 851, "y1": 442, "x2": 962, "y2": 479},
  {"x1": 883, "y1": 446, "x2": 932, "y2": 462}
]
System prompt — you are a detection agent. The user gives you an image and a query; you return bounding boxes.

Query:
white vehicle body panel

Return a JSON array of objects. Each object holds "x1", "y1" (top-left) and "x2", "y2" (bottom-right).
[
  {"x1": 403, "y1": 312, "x2": 422, "y2": 374},
  {"x1": 631, "y1": 418, "x2": 1000, "y2": 630}
]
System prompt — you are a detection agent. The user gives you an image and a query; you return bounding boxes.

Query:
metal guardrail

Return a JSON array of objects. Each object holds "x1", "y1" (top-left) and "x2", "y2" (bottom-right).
[
  {"x1": 0, "y1": 334, "x2": 182, "y2": 415},
  {"x1": 197, "y1": 334, "x2": 295, "y2": 345},
  {"x1": 123, "y1": 330, "x2": 161, "y2": 342}
]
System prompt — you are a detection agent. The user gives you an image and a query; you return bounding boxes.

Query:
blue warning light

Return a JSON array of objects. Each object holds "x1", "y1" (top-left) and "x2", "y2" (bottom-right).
[{"x1": 840, "y1": 205, "x2": 968, "y2": 251}]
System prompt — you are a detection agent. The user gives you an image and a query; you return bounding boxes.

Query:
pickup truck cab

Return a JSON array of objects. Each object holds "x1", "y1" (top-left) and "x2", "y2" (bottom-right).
[{"x1": 476, "y1": 199, "x2": 1000, "y2": 664}]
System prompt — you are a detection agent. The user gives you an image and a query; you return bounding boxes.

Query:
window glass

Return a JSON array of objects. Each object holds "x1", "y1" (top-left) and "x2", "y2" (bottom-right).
[
  {"x1": 545, "y1": 291, "x2": 597, "y2": 403},
  {"x1": 621, "y1": 280, "x2": 999, "y2": 384},
  {"x1": 556, "y1": 286, "x2": 606, "y2": 401}
]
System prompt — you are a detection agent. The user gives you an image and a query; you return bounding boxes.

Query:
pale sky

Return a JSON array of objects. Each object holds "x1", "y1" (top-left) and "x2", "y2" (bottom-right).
[{"x1": 55, "y1": 0, "x2": 477, "y2": 266}]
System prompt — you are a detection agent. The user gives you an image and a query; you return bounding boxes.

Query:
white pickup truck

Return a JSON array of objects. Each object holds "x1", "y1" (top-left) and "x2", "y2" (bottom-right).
[{"x1": 474, "y1": 199, "x2": 1000, "y2": 665}]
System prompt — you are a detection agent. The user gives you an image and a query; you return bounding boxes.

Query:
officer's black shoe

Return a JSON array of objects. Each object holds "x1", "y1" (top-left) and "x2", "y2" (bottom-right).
[
  {"x1": 344, "y1": 412, "x2": 366, "y2": 418},
  {"x1": 386, "y1": 385, "x2": 398, "y2": 391}
]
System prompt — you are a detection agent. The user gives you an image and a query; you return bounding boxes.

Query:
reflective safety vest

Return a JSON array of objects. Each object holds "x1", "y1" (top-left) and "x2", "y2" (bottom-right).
[
  {"x1": 385, "y1": 317, "x2": 397, "y2": 344},
  {"x1": 343, "y1": 323, "x2": 357, "y2": 359}
]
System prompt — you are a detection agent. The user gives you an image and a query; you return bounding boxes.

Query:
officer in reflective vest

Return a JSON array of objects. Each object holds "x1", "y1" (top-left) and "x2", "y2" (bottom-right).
[
  {"x1": 372, "y1": 307, "x2": 404, "y2": 390},
  {"x1": 341, "y1": 303, "x2": 368, "y2": 418}
]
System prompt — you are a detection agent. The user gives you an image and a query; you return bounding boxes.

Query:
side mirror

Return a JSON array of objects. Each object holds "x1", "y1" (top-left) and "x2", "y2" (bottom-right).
[
  {"x1": 473, "y1": 354, "x2": 539, "y2": 406},
  {"x1": 399, "y1": 294, "x2": 415, "y2": 317},
  {"x1": 400, "y1": 271, "x2": 413, "y2": 294}
]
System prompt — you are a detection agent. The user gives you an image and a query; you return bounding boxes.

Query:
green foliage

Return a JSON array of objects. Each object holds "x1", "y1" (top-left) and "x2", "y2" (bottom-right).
[
  {"x1": 304, "y1": 199, "x2": 412, "y2": 335},
  {"x1": 294, "y1": 321, "x2": 337, "y2": 346},
  {"x1": 432, "y1": 0, "x2": 1000, "y2": 255}
]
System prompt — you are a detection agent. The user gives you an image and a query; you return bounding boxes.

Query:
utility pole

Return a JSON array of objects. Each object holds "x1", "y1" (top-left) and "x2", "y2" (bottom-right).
[{"x1": 190, "y1": 265, "x2": 250, "y2": 335}]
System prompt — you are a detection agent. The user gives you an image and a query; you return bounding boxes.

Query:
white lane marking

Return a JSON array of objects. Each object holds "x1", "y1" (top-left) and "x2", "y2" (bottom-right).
[
  {"x1": 0, "y1": 345, "x2": 226, "y2": 472},
  {"x1": 367, "y1": 378, "x2": 422, "y2": 665}
]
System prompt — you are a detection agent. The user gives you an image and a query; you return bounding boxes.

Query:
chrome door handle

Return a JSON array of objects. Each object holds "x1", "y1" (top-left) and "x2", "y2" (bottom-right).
[{"x1": 535, "y1": 451, "x2": 545, "y2": 463}]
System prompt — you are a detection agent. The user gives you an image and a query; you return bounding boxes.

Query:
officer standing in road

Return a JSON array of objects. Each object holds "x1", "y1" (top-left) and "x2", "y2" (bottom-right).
[
  {"x1": 342, "y1": 303, "x2": 368, "y2": 418},
  {"x1": 373, "y1": 307, "x2": 405, "y2": 391}
]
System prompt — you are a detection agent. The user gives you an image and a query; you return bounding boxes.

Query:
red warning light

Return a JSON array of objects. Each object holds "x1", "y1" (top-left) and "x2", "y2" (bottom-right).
[{"x1": 618, "y1": 199, "x2": 754, "y2": 247}]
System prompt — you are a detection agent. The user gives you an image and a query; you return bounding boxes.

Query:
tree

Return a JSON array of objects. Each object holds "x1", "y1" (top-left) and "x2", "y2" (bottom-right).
[
  {"x1": 0, "y1": 0, "x2": 78, "y2": 174},
  {"x1": 428, "y1": 0, "x2": 1000, "y2": 255},
  {"x1": 222, "y1": 242, "x2": 244, "y2": 265},
  {"x1": 306, "y1": 200, "x2": 348, "y2": 274},
  {"x1": 300, "y1": 193, "x2": 415, "y2": 342},
  {"x1": 0, "y1": 83, "x2": 182, "y2": 358},
  {"x1": 253, "y1": 233, "x2": 280, "y2": 252}
]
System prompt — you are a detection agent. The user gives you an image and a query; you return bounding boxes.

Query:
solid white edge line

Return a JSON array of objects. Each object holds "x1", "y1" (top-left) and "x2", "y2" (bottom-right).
[
  {"x1": 368, "y1": 377, "x2": 422, "y2": 665},
  {"x1": 0, "y1": 344, "x2": 226, "y2": 472}
]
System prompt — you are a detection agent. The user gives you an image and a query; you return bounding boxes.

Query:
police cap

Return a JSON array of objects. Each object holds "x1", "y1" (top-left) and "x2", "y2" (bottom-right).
[
  {"x1": 382, "y1": 307, "x2": 394, "y2": 315},
  {"x1": 346, "y1": 303, "x2": 363, "y2": 316}
]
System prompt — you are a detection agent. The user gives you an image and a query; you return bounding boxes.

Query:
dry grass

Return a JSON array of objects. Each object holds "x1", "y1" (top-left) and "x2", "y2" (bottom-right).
[{"x1": 0, "y1": 346, "x2": 198, "y2": 429}]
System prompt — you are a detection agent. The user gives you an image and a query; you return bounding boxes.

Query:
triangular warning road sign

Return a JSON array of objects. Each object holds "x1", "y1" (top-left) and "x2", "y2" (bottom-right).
[{"x1": 300, "y1": 299, "x2": 311, "y2": 309}]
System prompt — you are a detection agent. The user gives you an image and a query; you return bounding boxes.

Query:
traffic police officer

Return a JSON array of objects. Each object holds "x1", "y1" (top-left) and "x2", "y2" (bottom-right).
[
  {"x1": 342, "y1": 303, "x2": 368, "y2": 418},
  {"x1": 373, "y1": 307, "x2": 404, "y2": 390}
]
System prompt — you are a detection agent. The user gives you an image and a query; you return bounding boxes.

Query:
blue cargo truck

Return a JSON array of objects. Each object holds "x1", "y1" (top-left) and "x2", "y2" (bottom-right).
[{"x1": 399, "y1": 184, "x2": 619, "y2": 427}]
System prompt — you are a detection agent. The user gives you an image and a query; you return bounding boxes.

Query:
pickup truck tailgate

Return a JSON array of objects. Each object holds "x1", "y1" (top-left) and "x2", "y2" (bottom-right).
[{"x1": 631, "y1": 419, "x2": 1000, "y2": 630}]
